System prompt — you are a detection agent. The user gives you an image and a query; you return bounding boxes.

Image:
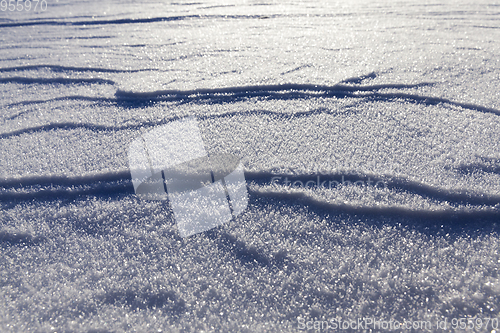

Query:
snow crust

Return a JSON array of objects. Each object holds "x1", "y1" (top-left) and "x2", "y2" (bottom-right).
[{"x1": 1, "y1": 0, "x2": 499, "y2": 332}]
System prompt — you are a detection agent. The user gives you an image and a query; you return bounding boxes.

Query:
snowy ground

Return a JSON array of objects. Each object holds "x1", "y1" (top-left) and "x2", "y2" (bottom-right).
[{"x1": 1, "y1": 0, "x2": 500, "y2": 332}]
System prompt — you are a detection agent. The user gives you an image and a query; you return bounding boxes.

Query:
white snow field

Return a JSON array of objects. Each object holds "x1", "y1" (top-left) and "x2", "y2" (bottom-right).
[{"x1": 1, "y1": 0, "x2": 500, "y2": 332}]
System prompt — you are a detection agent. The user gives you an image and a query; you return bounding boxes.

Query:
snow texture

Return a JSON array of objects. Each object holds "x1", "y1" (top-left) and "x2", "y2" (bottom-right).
[{"x1": 0, "y1": 0, "x2": 499, "y2": 332}]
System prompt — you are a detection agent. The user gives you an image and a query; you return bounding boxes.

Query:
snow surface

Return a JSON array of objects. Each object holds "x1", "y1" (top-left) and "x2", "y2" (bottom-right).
[{"x1": 0, "y1": 0, "x2": 499, "y2": 332}]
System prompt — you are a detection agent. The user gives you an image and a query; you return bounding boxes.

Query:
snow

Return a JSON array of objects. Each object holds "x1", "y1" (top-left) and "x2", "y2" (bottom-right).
[{"x1": 0, "y1": 0, "x2": 499, "y2": 332}]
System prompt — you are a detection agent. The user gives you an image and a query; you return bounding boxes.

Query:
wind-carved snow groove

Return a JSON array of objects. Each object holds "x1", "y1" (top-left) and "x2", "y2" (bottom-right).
[
  {"x1": 367, "y1": 91, "x2": 500, "y2": 116},
  {"x1": 4, "y1": 81, "x2": 499, "y2": 119},
  {"x1": 0, "y1": 181, "x2": 132, "y2": 202},
  {"x1": 203, "y1": 229, "x2": 293, "y2": 269},
  {"x1": 114, "y1": 82, "x2": 434, "y2": 100},
  {"x1": 0, "y1": 230, "x2": 45, "y2": 247},
  {"x1": 205, "y1": 230, "x2": 276, "y2": 268},
  {"x1": 0, "y1": 15, "x2": 196, "y2": 27},
  {"x1": 340, "y1": 71, "x2": 377, "y2": 84},
  {"x1": 1, "y1": 95, "x2": 498, "y2": 138},
  {"x1": 0, "y1": 171, "x2": 131, "y2": 188},
  {"x1": 0, "y1": 77, "x2": 115, "y2": 85},
  {"x1": 0, "y1": 122, "x2": 156, "y2": 139},
  {"x1": 280, "y1": 64, "x2": 313, "y2": 76},
  {"x1": 455, "y1": 157, "x2": 500, "y2": 176},
  {"x1": 1, "y1": 107, "x2": 358, "y2": 138},
  {"x1": 246, "y1": 171, "x2": 500, "y2": 207},
  {"x1": 1, "y1": 170, "x2": 499, "y2": 210},
  {"x1": 4, "y1": 97, "x2": 116, "y2": 120},
  {"x1": 0, "y1": 65, "x2": 158, "y2": 74},
  {"x1": 0, "y1": 14, "x2": 278, "y2": 28},
  {"x1": 249, "y1": 187, "x2": 500, "y2": 225},
  {"x1": 0, "y1": 171, "x2": 132, "y2": 200},
  {"x1": 97, "y1": 289, "x2": 186, "y2": 315},
  {"x1": 0, "y1": 123, "x2": 112, "y2": 139},
  {"x1": 114, "y1": 83, "x2": 500, "y2": 116}
]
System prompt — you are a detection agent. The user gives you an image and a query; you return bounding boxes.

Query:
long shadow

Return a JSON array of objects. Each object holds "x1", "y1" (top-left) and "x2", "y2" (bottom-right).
[
  {"x1": 0, "y1": 171, "x2": 497, "y2": 242},
  {"x1": 340, "y1": 71, "x2": 377, "y2": 84},
  {"x1": 4, "y1": 92, "x2": 498, "y2": 140},
  {"x1": 0, "y1": 182, "x2": 133, "y2": 202},
  {"x1": 0, "y1": 122, "x2": 117, "y2": 139},
  {"x1": 0, "y1": 77, "x2": 115, "y2": 85},
  {"x1": 202, "y1": 228, "x2": 294, "y2": 271},
  {"x1": 0, "y1": 230, "x2": 45, "y2": 247},
  {"x1": 1, "y1": 169, "x2": 499, "y2": 207},
  {"x1": 245, "y1": 190, "x2": 500, "y2": 241},
  {"x1": 3, "y1": 81, "x2": 499, "y2": 124},
  {"x1": 193, "y1": 186, "x2": 499, "y2": 273},
  {"x1": 246, "y1": 171, "x2": 500, "y2": 207},
  {"x1": 97, "y1": 288, "x2": 186, "y2": 315},
  {"x1": 1, "y1": 169, "x2": 498, "y2": 230},
  {"x1": 5, "y1": 83, "x2": 498, "y2": 118},
  {"x1": 0, "y1": 65, "x2": 155, "y2": 74},
  {"x1": 113, "y1": 82, "x2": 499, "y2": 116},
  {"x1": 0, "y1": 15, "x2": 196, "y2": 28},
  {"x1": 0, "y1": 170, "x2": 131, "y2": 188},
  {"x1": 251, "y1": 187, "x2": 500, "y2": 225},
  {"x1": 456, "y1": 156, "x2": 500, "y2": 176},
  {"x1": 368, "y1": 91, "x2": 500, "y2": 116},
  {"x1": 3, "y1": 96, "x2": 117, "y2": 121},
  {"x1": 1, "y1": 80, "x2": 499, "y2": 239},
  {"x1": 0, "y1": 14, "x2": 274, "y2": 28},
  {"x1": 0, "y1": 107, "x2": 358, "y2": 139},
  {"x1": 114, "y1": 82, "x2": 434, "y2": 100}
]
